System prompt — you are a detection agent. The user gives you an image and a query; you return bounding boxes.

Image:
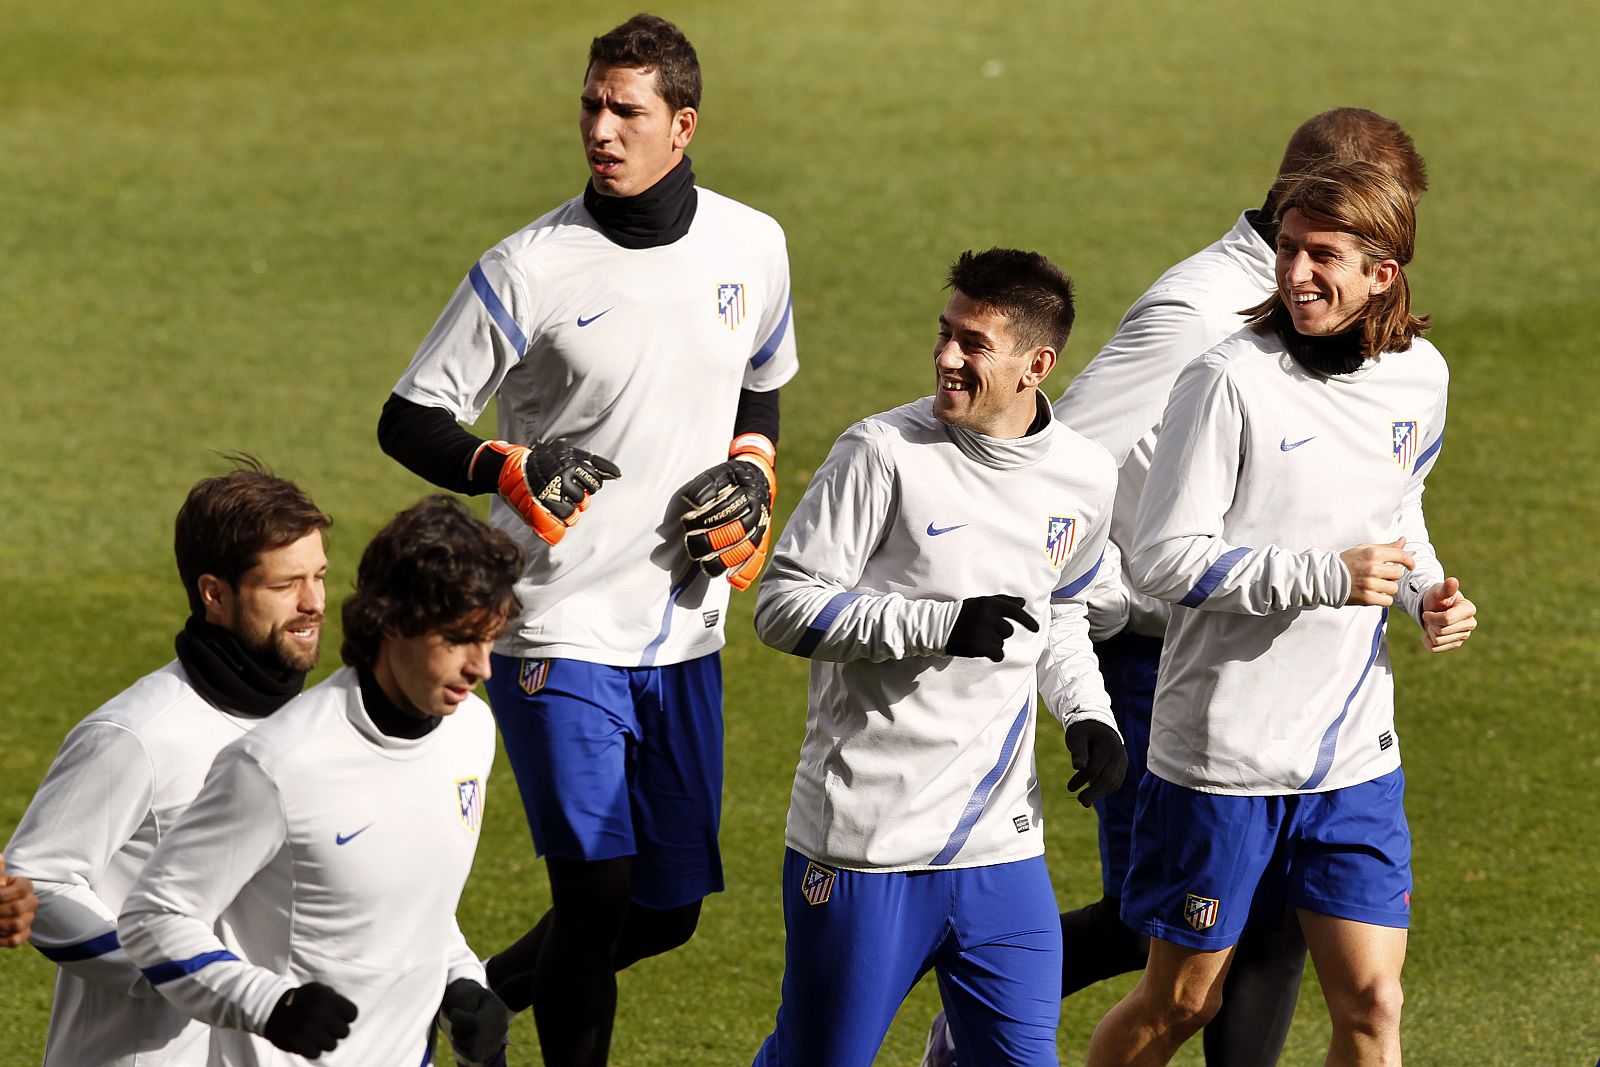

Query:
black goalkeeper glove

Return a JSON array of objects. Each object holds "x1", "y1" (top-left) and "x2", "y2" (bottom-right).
[
  {"x1": 946, "y1": 594, "x2": 1039, "y2": 662},
  {"x1": 263, "y1": 982, "x2": 357, "y2": 1058},
  {"x1": 1064, "y1": 720, "x2": 1128, "y2": 807},
  {"x1": 471, "y1": 439, "x2": 621, "y2": 546},
  {"x1": 680, "y1": 434, "x2": 777, "y2": 591},
  {"x1": 438, "y1": 978, "x2": 510, "y2": 1065}
]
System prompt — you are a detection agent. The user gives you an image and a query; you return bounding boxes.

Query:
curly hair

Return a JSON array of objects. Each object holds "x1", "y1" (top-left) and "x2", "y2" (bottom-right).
[
  {"x1": 587, "y1": 14, "x2": 701, "y2": 112},
  {"x1": 340, "y1": 496, "x2": 523, "y2": 671},
  {"x1": 947, "y1": 247, "x2": 1076, "y2": 354},
  {"x1": 174, "y1": 455, "x2": 331, "y2": 616}
]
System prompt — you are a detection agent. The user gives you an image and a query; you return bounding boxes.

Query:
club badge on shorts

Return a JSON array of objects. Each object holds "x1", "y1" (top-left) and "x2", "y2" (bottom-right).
[
  {"x1": 800, "y1": 860, "x2": 837, "y2": 905},
  {"x1": 456, "y1": 777, "x2": 484, "y2": 833},
  {"x1": 1046, "y1": 515, "x2": 1077, "y2": 566},
  {"x1": 717, "y1": 282, "x2": 746, "y2": 330},
  {"x1": 518, "y1": 659, "x2": 550, "y2": 695},
  {"x1": 1391, "y1": 420, "x2": 1418, "y2": 469},
  {"x1": 1184, "y1": 893, "x2": 1220, "y2": 932}
]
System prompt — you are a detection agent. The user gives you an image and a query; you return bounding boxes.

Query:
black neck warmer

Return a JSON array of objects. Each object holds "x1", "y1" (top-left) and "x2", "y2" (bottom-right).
[
  {"x1": 1270, "y1": 304, "x2": 1367, "y2": 377},
  {"x1": 174, "y1": 616, "x2": 305, "y2": 718},
  {"x1": 357, "y1": 667, "x2": 439, "y2": 740},
  {"x1": 582, "y1": 155, "x2": 697, "y2": 249},
  {"x1": 1246, "y1": 191, "x2": 1279, "y2": 249}
]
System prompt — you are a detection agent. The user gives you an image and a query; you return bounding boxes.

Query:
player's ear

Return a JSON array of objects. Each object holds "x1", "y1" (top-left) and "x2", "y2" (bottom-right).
[
  {"x1": 1368, "y1": 258, "x2": 1400, "y2": 295},
  {"x1": 1020, "y1": 345, "x2": 1056, "y2": 389},
  {"x1": 197, "y1": 574, "x2": 226, "y2": 609},
  {"x1": 671, "y1": 107, "x2": 696, "y2": 150}
]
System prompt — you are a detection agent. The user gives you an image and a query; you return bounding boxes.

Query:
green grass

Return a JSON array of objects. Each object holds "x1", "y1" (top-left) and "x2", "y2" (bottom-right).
[{"x1": 3, "y1": 0, "x2": 1598, "y2": 1063}]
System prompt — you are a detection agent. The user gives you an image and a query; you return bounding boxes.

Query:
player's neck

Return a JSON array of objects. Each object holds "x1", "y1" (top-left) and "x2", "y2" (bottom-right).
[
  {"x1": 175, "y1": 615, "x2": 305, "y2": 718},
  {"x1": 1273, "y1": 304, "x2": 1367, "y2": 376},
  {"x1": 357, "y1": 666, "x2": 439, "y2": 740},
  {"x1": 583, "y1": 155, "x2": 697, "y2": 249}
]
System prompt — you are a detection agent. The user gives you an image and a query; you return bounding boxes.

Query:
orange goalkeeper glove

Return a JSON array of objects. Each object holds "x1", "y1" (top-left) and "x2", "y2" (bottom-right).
[
  {"x1": 471, "y1": 440, "x2": 621, "y2": 546},
  {"x1": 680, "y1": 433, "x2": 776, "y2": 590}
]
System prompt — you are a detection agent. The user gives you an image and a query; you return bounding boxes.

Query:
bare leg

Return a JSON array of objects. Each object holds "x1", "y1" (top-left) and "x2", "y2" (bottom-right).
[
  {"x1": 1298, "y1": 910, "x2": 1406, "y2": 1067},
  {"x1": 1085, "y1": 937, "x2": 1235, "y2": 1067}
]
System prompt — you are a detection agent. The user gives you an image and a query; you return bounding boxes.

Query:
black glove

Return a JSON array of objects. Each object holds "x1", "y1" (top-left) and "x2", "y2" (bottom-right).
[
  {"x1": 946, "y1": 594, "x2": 1039, "y2": 662},
  {"x1": 263, "y1": 982, "x2": 357, "y2": 1058},
  {"x1": 1064, "y1": 720, "x2": 1128, "y2": 807},
  {"x1": 473, "y1": 439, "x2": 622, "y2": 546},
  {"x1": 439, "y1": 977, "x2": 510, "y2": 1064},
  {"x1": 680, "y1": 456, "x2": 775, "y2": 588}
]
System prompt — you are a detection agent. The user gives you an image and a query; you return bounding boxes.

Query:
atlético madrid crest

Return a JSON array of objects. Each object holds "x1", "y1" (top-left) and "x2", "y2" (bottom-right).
[
  {"x1": 1391, "y1": 420, "x2": 1418, "y2": 469},
  {"x1": 717, "y1": 282, "x2": 746, "y2": 330},
  {"x1": 456, "y1": 777, "x2": 484, "y2": 833},
  {"x1": 518, "y1": 659, "x2": 550, "y2": 696},
  {"x1": 1184, "y1": 893, "x2": 1219, "y2": 932},
  {"x1": 1046, "y1": 515, "x2": 1077, "y2": 566},
  {"x1": 800, "y1": 860, "x2": 836, "y2": 905}
]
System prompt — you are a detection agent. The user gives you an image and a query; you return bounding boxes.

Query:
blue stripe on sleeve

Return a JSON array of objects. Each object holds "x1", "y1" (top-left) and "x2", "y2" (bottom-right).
[
  {"x1": 142, "y1": 950, "x2": 240, "y2": 987},
  {"x1": 469, "y1": 262, "x2": 528, "y2": 357},
  {"x1": 1412, "y1": 431, "x2": 1444, "y2": 474},
  {"x1": 1299, "y1": 609, "x2": 1388, "y2": 790},
  {"x1": 931, "y1": 696, "x2": 1032, "y2": 866},
  {"x1": 1053, "y1": 549, "x2": 1106, "y2": 599},
  {"x1": 1178, "y1": 546, "x2": 1251, "y2": 608},
  {"x1": 36, "y1": 929, "x2": 121, "y2": 963},
  {"x1": 749, "y1": 297, "x2": 793, "y2": 369},
  {"x1": 791, "y1": 591, "x2": 860, "y2": 658}
]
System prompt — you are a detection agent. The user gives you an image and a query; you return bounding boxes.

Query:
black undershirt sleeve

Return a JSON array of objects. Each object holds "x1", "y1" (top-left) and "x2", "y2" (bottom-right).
[
  {"x1": 733, "y1": 387, "x2": 780, "y2": 445},
  {"x1": 377, "y1": 393, "x2": 501, "y2": 494}
]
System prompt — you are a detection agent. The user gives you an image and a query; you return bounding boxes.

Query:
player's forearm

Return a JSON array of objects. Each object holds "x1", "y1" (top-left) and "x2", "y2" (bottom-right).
[
  {"x1": 1038, "y1": 602, "x2": 1116, "y2": 728},
  {"x1": 733, "y1": 386, "x2": 780, "y2": 443},
  {"x1": 120, "y1": 902, "x2": 290, "y2": 1033},
  {"x1": 26, "y1": 881, "x2": 154, "y2": 996},
  {"x1": 754, "y1": 564, "x2": 961, "y2": 662},
  {"x1": 377, "y1": 393, "x2": 500, "y2": 494},
  {"x1": 1129, "y1": 535, "x2": 1349, "y2": 615}
]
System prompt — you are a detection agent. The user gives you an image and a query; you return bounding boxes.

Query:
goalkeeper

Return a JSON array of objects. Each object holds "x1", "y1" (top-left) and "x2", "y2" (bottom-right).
[{"x1": 375, "y1": 15, "x2": 798, "y2": 1065}]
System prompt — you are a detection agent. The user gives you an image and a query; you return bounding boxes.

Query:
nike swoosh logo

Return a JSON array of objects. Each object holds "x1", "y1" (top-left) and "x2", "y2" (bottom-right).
[
  {"x1": 927, "y1": 522, "x2": 968, "y2": 537},
  {"x1": 1280, "y1": 436, "x2": 1316, "y2": 452},
  {"x1": 334, "y1": 824, "x2": 373, "y2": 846},
  {"x1": 576, "y1": 309, "x2": 612, "y2": 327}
]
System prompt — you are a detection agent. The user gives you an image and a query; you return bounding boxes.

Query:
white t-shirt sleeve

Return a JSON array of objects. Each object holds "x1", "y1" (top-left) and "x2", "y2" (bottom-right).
[
  {"x1": 119, "y1": 745, "x2": 296, "y2": 1034},
  {"x1": 741, "y1": 223, "x2": 798, "y2": 393},
  {"x1": 392, "y1": 250, "x2": 532, "y2": 423},
  {"x1": 5, "y1": 722, "x2": 157, "y2": 997},
  {"x1": 1039, "y1": 498, "x2": 1116, "y2": 728},
  {"x1": 1130, "y1": 353, "x2": 1350, "y2": 614},
  {"x1": 754, "y1": 421, "x2": 960, "y2": 661}
]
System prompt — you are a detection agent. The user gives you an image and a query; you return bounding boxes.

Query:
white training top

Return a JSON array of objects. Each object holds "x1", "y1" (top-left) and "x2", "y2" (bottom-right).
[
  {"x1": 6, "y1": 662, "x2": 255, "y2": 1067},
  {"x1": 1130, "y1": 326, "x2": 1448, "y2": 795},
  {"x1": 754, "y1": 397, "x2": 1119, "y2": 872},
  {"x1": 393, "y1": 188, "x2": 799, "y2": 667},
  {"x1": 1055, "y1": 212, "x2": 1276, "y2": 637},
  {"x1": 118, "y1": 667, "x2": 494, "y2": 1067}
]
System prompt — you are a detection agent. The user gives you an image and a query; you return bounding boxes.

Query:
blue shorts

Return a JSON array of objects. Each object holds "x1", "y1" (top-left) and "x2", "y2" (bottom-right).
[
  {"x1": 1121, "y1": 769, "x2": 1411, "y2": 951},
  {"x1": 1090, "y1": 632, "x2": 1161, "y2": 896},
  {"x1": 484, "y1": 652, "x2": 724, "y2": 910},
  {"x1": 752, "y1": 851, "x2": 1061, "y2": 1067}
]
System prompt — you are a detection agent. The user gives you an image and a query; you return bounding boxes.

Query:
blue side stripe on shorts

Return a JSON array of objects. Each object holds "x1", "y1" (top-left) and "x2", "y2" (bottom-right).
[
  {"x1": 1412, "y1": 431, "x2": 1444, "y2": 474},
  {"x1": 469, "y1": 262, "x2": 528, "y2": 357},
  {"x1": 1054, "y1": 548, "x2": 1105, "y2": 599},
  {"x1": 749, "y1": 296, "x2": 793, "y2": 369},
  {"x1": 142, "y1": 950, "x2": 240, "y2": 986},
  {"x1": 36, "y1": 929, "x2": 120, "y2": 963},
  {"x1": 791, "y1": 591, "x2": 860, "y2": 658},
  {"x1": 1178, "y1": 547, "x2": 1251, "y2": 608},
  {"x1": 930, "y1": 695, "x2": 1032, "y2": 866},
  {"x1": 638, "y1": 570, "x2": 700, "y2": 668},
  {"x1": 1299, "y1": 608, "x2": 1388, "y2": 790}
]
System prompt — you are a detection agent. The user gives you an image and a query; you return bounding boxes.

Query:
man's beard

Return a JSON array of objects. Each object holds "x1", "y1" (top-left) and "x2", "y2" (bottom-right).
[{"x1": 244, "y1": 622, "x2": 321, "y2": 674}]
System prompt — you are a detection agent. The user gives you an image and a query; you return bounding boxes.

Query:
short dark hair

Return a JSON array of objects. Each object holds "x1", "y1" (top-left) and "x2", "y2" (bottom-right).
[
  {"x1": 174, "y1": 456, "x2": 331, "y2": 617},
  {"x1": 587, "y1": 14, "x2": 701, "y2": 112},
  {"x1": 340, "y1": 496, "x2": 523, "y2": 671},
  {"x1": 946, "y1": 248, "x2": 1076, "y2": 353},
  {"x1": 1275, "y1": 107, "x2": 1428, "y2": 203}
]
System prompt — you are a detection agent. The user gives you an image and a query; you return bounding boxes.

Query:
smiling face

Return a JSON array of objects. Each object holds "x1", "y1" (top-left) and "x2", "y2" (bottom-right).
[
  {"x1": 580, "y1": 63, "x2": 696, "y2": 198},
  {"x1": 1276, "y1": 208, "x2": 1399, "y2": 336},
  {"x1": 202, "y1": 530, "x2": 327, "y2": 673},
  {"x1": 932, "y1": 289, "x2": 1056, "y2": 438},
  {"x1": 372, "y1": 612, "x2": 505, "y2": 720}
]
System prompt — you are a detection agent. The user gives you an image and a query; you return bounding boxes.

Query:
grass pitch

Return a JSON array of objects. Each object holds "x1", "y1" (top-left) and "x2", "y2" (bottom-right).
[{"x1": 3, "y1": 1, "x2": 1597, "y2": 1063}]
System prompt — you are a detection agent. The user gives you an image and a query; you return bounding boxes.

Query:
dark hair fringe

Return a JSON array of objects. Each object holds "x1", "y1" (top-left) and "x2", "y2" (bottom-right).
[
  {"x1": 946, "y1": 247, "x2": 1076, "y2": 353},
  {"x1": 588, "y1": 13, "x2": 702, "y2": 112}
]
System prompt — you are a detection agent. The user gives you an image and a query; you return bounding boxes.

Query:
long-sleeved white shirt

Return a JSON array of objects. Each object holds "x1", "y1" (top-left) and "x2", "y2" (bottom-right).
[
  {"x1": 754, "y1": 396, "x2": 1118, "y2": 872},
  {"x1": 1130, "y1": 326, "x2": 1448, "y2": 795},
  {"x1": 119, "y1": 667, "x2": 493, "y2": 1066},
  {"x1": 5, "y1": 661, "x2": 255, "y2": 1066},
  {"x1": 1055, "y1": 211, "x2": 1276, "y2": 637}
]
